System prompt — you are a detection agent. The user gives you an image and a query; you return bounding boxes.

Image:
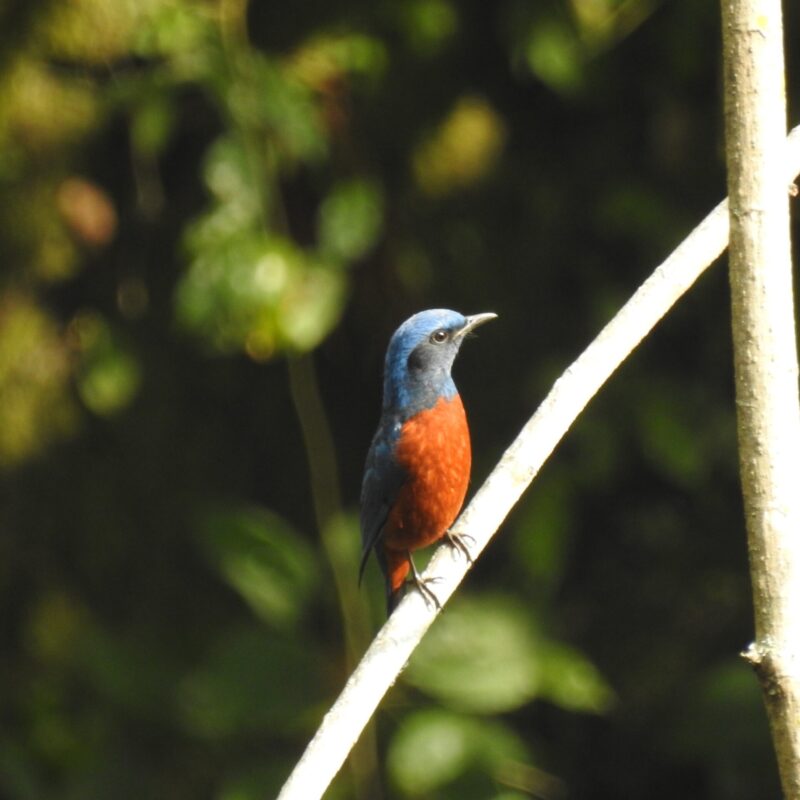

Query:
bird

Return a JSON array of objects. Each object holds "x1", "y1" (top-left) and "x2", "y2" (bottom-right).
[{"x1": 359, "y1": 308, "x2": 497, "y2": 613}]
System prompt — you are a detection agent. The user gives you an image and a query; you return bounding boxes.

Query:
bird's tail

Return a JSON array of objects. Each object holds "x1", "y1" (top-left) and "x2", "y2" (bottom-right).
[{"x1": 387, "y1": 585, "x2": 404, "y2": 614}]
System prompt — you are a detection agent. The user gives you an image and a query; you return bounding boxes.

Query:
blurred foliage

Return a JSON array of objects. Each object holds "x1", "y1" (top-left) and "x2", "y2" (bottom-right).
[
  {"x1": 406, "y1": 595, "x2": 612, "y2": 714},
  {"x1": 413, "y1": 96, "x2": 507, "y2": 195},
  {"x1": 71, "y1": 310, "x2": 141, "y2": 415},
  {"x1": 0, "y1": 0, "x2": 796, "y2": 798},
  {"x1": 197, "y1": 504, "x2": 318, "y2": 628},
  {"x1": 387, "y1": 709, "x2": 529, "y2": 797},
  {"x1": 0, "y1": 293, "x2": 75, "y2": 465}
]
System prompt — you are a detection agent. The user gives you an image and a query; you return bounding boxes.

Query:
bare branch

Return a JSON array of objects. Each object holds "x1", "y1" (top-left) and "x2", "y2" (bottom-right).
[{"x1": 277, "y1": 124, "x2": 800, "y2": 800}]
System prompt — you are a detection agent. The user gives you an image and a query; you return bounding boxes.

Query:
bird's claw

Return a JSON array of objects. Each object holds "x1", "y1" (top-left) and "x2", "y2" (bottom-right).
[
  {"x1": 408, "y1": 555, "x2": 443, "y2": 610},
  {"x1": 412, "y1": 576, "x2": 443, "y2": 610},
  {"x1": 445, "y1": 529, "x2": 475, "y2": 563}
]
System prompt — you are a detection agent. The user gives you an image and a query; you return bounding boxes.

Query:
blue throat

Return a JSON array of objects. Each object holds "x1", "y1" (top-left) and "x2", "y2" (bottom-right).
[{"x1": 384, "y1": 369, "x2": 458, "y2": 420}]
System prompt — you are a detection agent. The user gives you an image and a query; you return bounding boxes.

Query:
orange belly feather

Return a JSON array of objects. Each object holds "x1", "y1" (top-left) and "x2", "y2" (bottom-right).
[{"x1": 383, "y1": 395, "x2": 472, "y2": 592}]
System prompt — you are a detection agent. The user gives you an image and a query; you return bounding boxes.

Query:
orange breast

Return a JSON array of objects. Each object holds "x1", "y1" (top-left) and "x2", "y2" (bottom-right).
[{"x1": 384, "y1": 394, "x2": 471, "y2": 557}]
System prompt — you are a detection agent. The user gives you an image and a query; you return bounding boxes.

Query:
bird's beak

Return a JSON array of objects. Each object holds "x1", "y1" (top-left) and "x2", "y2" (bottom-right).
[{"x1": 454, "y1": 312, "x2": 498, "y2": 339}]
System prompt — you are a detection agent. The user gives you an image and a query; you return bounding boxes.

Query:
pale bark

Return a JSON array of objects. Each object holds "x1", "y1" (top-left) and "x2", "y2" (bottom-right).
[{"x1": 720, "y1": 1, "x2": 800, "y2": 797}]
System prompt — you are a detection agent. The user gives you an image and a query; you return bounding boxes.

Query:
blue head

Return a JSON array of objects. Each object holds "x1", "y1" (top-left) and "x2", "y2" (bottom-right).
[{"x1": 382, "y1": 309, "x2": 497, "y2": 417}]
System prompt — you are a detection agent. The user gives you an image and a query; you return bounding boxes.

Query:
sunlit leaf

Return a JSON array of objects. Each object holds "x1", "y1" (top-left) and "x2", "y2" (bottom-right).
[
  {"x1": 389, "y1": 709, "x2": 472, "y2": 793},
  {"x1": 286, "y1": 32, "x2": 388, "y2": 88},
  {"x1": 133, "y1": 1, "x2": 213, "y2": 60},
  {"x1": 197, "y1": 505, "x2": 318, "y2": 628},
  {"x1": 199, "y1": 134, "x2": 262, "y2": 219},
  {"x1": 274, "y1": 263, "x2": 345, "y2": 353},
  {"x1": 396, "y1": 0, "x2": 459, "y2": 56},
  {"x1": 227, "y1": 53, "x2": 327, "y2": 164},
  {"x1": 0, "y1": 294, "x2": 75, "y2": 466},
  {"x1": 413, "y1": 96, "x2": 506, "y2": 195},
  {"x1": 406, "y1": 595, "x2": 540, "y2": 712},
  {"x1": 177, "y1": 228, "x2": 345, "y2": 358},
  {"x1": 0, "y1": 58, "x2": 98, "y2": 152},
  {"x1": 523, "y1": 17, "x2": 584, "y2": 94},
  {"x1": 73, "y1": 311, "x2": 141, "y2": 416},
  {"x1": 179, "y1": 130, "x2": 347, "y2": 359},
  {"x1": 34, "y1": 0, "x2": 152, "y2": 63},
  {"x1": 407, "y1": 594, "x2": 613, "y2": 716},
  {"x1": 131, "y1": 93, "x2": 176, "y2": 158},
  {"x1": 570, "y1": 0, "x2": 662, "y2": 49},
  {"x1": 1, "y1": 179, "x2": 81, "y2": 281},
  {"x1": 387, "y1": 709, "x2": 527, "y2": 795},
  {"x1": 317, "y1": 178, "x2": 384, "y2": 262},
  {"x1": 537, "y1": 639, "x2": 615, "y2": 713}
]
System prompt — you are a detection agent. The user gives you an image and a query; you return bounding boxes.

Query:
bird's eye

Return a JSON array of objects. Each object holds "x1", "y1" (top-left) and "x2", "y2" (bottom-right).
[{"x1": 430, "y1": 329, "x2": 448, "y2": 344}]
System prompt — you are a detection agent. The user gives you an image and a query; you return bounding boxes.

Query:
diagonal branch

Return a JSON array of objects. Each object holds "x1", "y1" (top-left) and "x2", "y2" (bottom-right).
[{"x1": 277, "y1": 124, "x2": 800, "y2": 800}]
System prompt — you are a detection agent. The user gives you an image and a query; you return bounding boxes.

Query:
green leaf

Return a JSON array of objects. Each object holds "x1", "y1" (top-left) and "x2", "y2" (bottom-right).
[
  {"x1": 522, "y1": 17, "x2": 583, "y2": 95},
  {"x1": 133, "y1": 3, "x2": 213, "y2": 60},
  {"x1": 197, "y1": 505, "x2": 318, "y2": 628},
  {"x1": 537, "y1": 639, "x2": 615, "y2": 714},
  {"x1": 286, "y1": 32, "x2": 389, "y2": 86},
  {"x1": 273, "y1": 262, "x2": 345, "y2": 353},
  {"x1": 178, "y1": 625, "x2": 325, "y2": 738},
  {"x1": 131, "y1": 93, "x2": 175, "y2": 158},
  {"x1": 227, "y1": 53, "x2": 327, "y2": 164},
  {"x1": 396, "y1": 0, "x2": 459, "y2": 56},
  {"x1": 178, "y1": 221, "x2": 346, "y2": 358},
  {"x1": 387, "y1": 709, "x2": 527, "y2": 795},
  {"x1": 406, "y1": 596, "x2": 540, "y2": 713},
  {"x1": 407, "y1": 594, "x2": 613, "y2": 715},
  {"x1": 200, "y1": 134, "x2": 262, "y2": 217},
  {"x1": 636, "y1": 387, "x2": 704, "y2": 485},
  {"x1": 388, "y1": 709, "x2": 473, "y2": 794},
  {"x1": 74, "y1": 312, "x2": 140, "y2": 416},
  {"x1": 317, "y1": 178, "x2": 384, "y2": 262},
  {"x1": 0, "y1": 295, "x2": 75, "y2": 465},
  {"x1": 512, "y1": 470, "x2": 575, "y2": 594},
  {"x1": 74, "y1": 626, "x2": 180, "y2": 720}
]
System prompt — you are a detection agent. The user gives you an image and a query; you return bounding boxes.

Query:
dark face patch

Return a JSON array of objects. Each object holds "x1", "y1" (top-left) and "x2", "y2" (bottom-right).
[
  {"x1": 406, "y1": 334, "x2": 457, "y2": 375},
  {"x1": 407, "y1": 343, "x2": 429, "y2": 373},
  {"x1": 394, "y1": 334, "x2": 461, "y2": 418}
]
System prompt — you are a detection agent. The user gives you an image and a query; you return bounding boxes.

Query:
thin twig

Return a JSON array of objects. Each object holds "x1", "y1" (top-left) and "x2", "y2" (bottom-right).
[
  {"x1": 287, "y1": 355, "x2": 382, "y2": 799},
  {"x1": 276, "y1": 124, "x2": 800, "y2": 800}
]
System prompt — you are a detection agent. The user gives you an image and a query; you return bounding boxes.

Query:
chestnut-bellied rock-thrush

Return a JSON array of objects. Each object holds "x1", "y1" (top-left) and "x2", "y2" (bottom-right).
[{"x1": 359, "y1": 309, "x2": 497, "y2": 613}]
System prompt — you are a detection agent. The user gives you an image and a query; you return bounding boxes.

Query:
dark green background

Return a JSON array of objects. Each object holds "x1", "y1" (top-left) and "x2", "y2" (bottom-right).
[{"x1": 0, "y1": 0, "x2": 797, "y2": 797}]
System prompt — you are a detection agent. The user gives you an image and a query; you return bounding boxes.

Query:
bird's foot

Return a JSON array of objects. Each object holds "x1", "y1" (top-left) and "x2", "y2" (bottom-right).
[
  {"x1": 408, "y1": 554, "x2": 443, "y2": 610},
  {"x1": 445, "y1": 529, "x2": 475, "y2": 563}
]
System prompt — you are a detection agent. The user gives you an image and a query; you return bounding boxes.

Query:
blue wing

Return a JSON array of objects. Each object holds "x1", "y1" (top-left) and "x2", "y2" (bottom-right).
[{"x1": 359, "y1": 419, "x2": 406, "y2": 584}]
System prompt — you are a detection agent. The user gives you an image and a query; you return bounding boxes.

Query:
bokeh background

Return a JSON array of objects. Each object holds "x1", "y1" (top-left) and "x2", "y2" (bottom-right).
[{"x1": 1, "y1": 0, "x2": 798, "y2": 798}]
